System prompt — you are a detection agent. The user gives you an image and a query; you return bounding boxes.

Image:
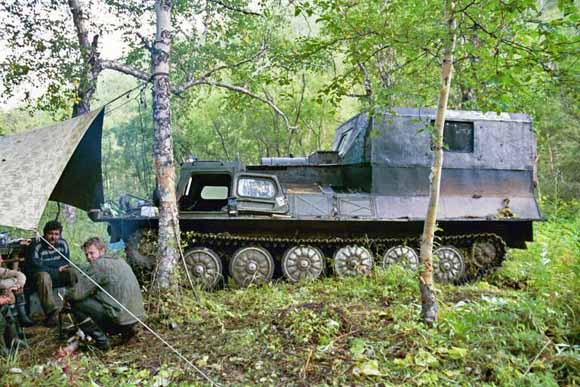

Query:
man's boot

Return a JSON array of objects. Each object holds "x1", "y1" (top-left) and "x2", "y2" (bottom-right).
[
  {"x1": 4, "y1": 307, "x2": 28, "y2": 350},
  {"x1": 78, "y1": 318, "x2": 110, "y2": 351},
  {"x1": 0, "y1": 338, "x2": 9, "y2": 357},
  {"x1": 43, "y1": 309, "x2": 59, "y2": 327},
  {"x1": 0, "y1": 311, "x2": 9, "y2": 357},
  {"x1": 118, "y1": 323, "x2": 138, "y2": 344},
  {"x1": 14, "y1": 293, "x2": 34, "y2": 327},
  {"x1": 5, "y1": 321, "x2": 28, "y2": 351}
]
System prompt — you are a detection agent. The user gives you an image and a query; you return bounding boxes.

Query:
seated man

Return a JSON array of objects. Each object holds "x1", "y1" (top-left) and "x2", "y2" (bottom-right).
[
  {"x1": 1, "y1": 254, "x2": 34, "y2": 327},
  {"x1": 0, "y1": 265, "x2": 28, "y2": 356},
  {"x1": 28, "y1": 220, "x2": 73, "y2": 326},
  {"x1": 65, "y1": 237, "x2": 145, "y2": 350}
]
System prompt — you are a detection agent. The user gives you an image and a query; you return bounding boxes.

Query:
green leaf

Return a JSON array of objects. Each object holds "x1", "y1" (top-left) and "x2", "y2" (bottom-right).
[
  {"x1": 350, "y1": 338, "x2": 366, "y2": 359},
  {"x1": 414, "y1": 350, "x2": 439, "y2": 368},
  {"x1": 393, "y1": 353, "x2": 414, "y2": 367},
  {"x1": 353, "y1": 360, "x2": 383, "y2": 377},
  {"x1": 448, "y1": 347, "x2": 468, "y2": 360}
]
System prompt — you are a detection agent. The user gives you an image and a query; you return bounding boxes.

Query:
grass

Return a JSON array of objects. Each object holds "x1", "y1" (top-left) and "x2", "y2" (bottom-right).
[{"x1": 1, "y1": 213, "x2": 578, "y2": 386}]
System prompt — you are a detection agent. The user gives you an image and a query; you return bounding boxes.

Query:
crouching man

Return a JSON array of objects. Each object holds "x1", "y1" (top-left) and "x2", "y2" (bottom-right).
[{"x1": 64, "y1": 237, "x2": 145, "y2": 350}]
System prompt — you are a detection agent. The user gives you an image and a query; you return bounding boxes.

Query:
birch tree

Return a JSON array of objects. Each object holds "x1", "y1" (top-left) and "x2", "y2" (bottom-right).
[
  {"x1": 418, "y1": 0, "x2": 457, "y2": 325},
  {"x1": 149, "y1": 0, "x2": 180, "y2": 288}
]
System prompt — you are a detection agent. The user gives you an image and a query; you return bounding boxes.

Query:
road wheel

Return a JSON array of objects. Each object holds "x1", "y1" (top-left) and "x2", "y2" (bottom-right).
[
  {"x1": 229, "y1": 246, "x2": 275, "y2": 287},
  {"x1": 382, "y1": 245, "x2": 419, "y2": 271},
  {"x1": 183, "y1": 247, "x2": 223, "y2": 290},
  {"x1": 334, "y1": 245, "x2": 373, "y2": 277},
  {"x1": 282, "y1": 245, "x2": 324, "y2": 283},
  {"x1": 433, "y1": 246, "x2": 465, "y2": 283}
]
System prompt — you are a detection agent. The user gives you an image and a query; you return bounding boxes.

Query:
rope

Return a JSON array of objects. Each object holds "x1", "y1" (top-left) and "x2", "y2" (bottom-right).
[
  {"x1": 36, "y1": 233, "x2": 220, "y2": 387},
  {"x1": 104, "y1": 99, "x2": 136, "y2": 116},
  {"x1": 55, "y1": 202, "x2": 61, "y2": 222},
  {"x1": 173, "y1": 222, "x2": 199, "y2": 302},
  {"x1": 104, "y1": 90, "x2": 143, "y2": 116},
  {"x1": 137, "y1": 89, "x2": 153, "y2": 194},
  {"x1": 104, "y1": 82, "x2": 149, "y2": 109},
  {"x1": 101, "y1": 80, "x2": 150, "y2": 118}
]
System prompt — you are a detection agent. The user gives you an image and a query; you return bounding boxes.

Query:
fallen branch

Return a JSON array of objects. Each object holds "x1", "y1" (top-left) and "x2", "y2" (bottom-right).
[
  {"x1": 523, "y1": 337, "x2": 553, "y2": 377},
  {"x1": 299, "y1": 348, "x2": 314, "y2": 379}
]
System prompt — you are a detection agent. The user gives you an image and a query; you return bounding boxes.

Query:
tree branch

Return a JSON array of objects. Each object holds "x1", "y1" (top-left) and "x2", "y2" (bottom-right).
[
  {"x1": 207, "y1": 0, "x2": 262, "y2": 16},
  {"x1": 358, "y1": 62, "x2": 373, "y2": 103},
  {"x1": 294, "y1": 73, "x2": 306, "y2": 126},
  {"x1": 101, "y1": 60, "x2": 151, "y2": 81},
  {"x1": 172, "y1": 46, "x2": 267, "y2": 94},
  {"x1": 103, "y1": 51, "x2": 294, "y2": 132},
  {"x1": 288, "y1": 73, "x2": 306, "y2": 155},
  {"x1": 199, "y1": 80, "x2": 295, "y2": 131},
  {"x1": 212, "y1": 120, "x2": 231, "y2": 159},
  {"x1": 462, "y1": 11, "x2": 539, "y2": 57},
  {"x1": 136, "y1": 32, "x2": 153, "y2": 52}
]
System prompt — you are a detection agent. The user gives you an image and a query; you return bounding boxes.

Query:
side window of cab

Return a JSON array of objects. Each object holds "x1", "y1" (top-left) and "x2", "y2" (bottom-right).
[{"x1": 179, "y1": 173, "x2": 231, "y2": 211}]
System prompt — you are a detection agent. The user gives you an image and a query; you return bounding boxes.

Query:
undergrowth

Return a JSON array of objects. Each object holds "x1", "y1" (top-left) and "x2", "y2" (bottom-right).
[{"x1": 1, "y1": 214, "x2": 578, "y2": 386}]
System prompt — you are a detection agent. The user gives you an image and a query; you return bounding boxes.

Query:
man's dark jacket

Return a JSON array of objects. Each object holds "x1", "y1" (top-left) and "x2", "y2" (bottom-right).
[
  {"x1": 29, "y1": 238, "x2": 69, "y2": 280},
  {"x1": 65, "y1": 255, "x2": 145, "y2": 326}
]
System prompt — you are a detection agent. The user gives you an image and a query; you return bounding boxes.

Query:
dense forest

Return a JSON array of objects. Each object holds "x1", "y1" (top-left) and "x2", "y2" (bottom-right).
[
  {"x1": 0, "y1": 0, "x2": 578, "y2": 385},
  {"x1": 1, "y1": 0, "x2": 578, "y2": 202}
]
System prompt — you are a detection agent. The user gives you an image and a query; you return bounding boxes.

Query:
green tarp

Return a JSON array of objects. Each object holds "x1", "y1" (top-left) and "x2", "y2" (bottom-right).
[{"x1": 0, "y1": 108, "x2": 104, "y2": 231}]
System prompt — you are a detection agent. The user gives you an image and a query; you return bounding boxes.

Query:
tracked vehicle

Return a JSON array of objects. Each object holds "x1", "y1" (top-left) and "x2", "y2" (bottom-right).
[{"x1": 91, "y1": 108, "x2": 542, "y2": 288}]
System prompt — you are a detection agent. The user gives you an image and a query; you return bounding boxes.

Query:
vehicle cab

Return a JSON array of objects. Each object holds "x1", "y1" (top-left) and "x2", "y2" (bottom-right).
[{"x1": 177, "y1": 160, "x2": 288, "y2": 216}]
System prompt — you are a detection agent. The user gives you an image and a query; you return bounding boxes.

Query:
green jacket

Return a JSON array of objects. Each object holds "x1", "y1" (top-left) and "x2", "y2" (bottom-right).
[{"x1": 65, "y1": 255, "x2": 145, "y2": 326}]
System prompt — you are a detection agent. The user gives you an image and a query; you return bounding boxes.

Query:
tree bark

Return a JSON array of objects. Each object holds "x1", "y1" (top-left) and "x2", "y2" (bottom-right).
[
  {"x1": 68, "y1": 0, "x2": 101, "y2": 117},
  {"x1": 152, "y1": 0, "x2": 181, "y2": 289},
  {"x1": 376, "y1": 47, "x2": 396, "y2": 100},
  {"x1": 418, "y1": 0, "x2": 457, "y2": 326}
]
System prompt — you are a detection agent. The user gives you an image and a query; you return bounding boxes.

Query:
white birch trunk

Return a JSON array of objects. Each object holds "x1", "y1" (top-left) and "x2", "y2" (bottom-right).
[
  {"x1": 419, "y1": 0, "x2": 457, "y2": 325},
  {"x1": 152, "y1": 0, "x2": 181, "y2": 289}
]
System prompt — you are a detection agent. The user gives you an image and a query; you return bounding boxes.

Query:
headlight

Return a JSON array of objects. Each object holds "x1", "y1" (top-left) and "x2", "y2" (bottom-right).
[{"x1": 238, "y1": 178, "x2": 276, "y2": 198}]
